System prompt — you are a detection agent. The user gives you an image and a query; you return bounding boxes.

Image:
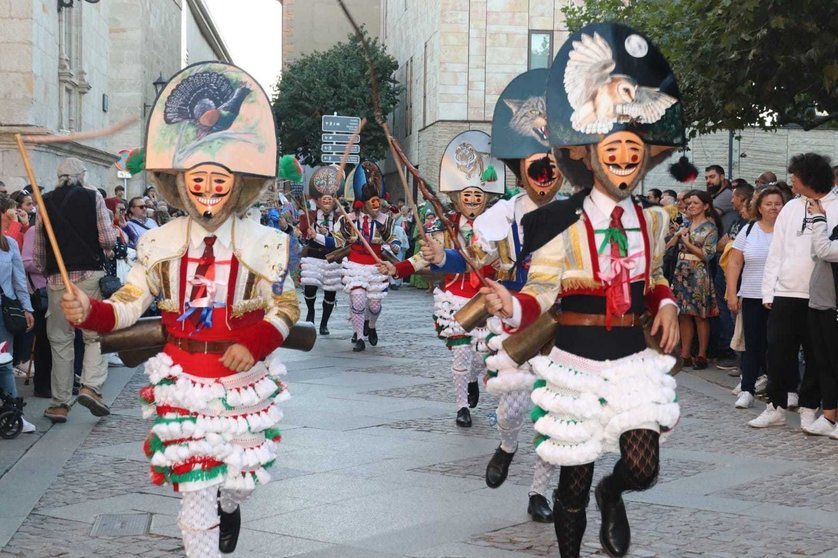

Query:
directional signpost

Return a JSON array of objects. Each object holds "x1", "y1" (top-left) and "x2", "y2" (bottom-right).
[{"x1": 321, "y1": 114, "x2": 361, "y2": 165}]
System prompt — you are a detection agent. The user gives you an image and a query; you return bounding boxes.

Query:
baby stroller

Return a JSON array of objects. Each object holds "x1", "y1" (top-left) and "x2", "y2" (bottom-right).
[{"x1": 0, "y1": 388, "x2": 25, "y2": 440}]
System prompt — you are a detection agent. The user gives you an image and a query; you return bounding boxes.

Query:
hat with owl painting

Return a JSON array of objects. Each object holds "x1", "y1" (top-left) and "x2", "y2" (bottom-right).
[
  {"x1": 143, "y1": 61, "x2": 277, "y2": 231},
  {"x1": 547, "y1": 22, "x2": 686, "y2": 196},
  {"x1": 492, "y1": 68, "x2": 563, "y2": 204}
]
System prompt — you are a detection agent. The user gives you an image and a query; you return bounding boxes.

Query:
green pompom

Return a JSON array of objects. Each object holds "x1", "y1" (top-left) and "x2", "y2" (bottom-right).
[
  {"x1": 502, "y1": 184, "x2": 521, "y2": 200},
  {"x1": 533, "y1": 434, "x2": 548, "y2": 448},
  {"x1": 126, "y1": 148, "x2": 145, "y2": 176},
  {"x1": 481, "y1": 164, "x2": 498, "y2": 183},
  {"x1": 279, "y1": 154, "x2": 302, "y2": 182},
  {"x1": 533, "y1": 379, "x2": 547, "y2": 389}
]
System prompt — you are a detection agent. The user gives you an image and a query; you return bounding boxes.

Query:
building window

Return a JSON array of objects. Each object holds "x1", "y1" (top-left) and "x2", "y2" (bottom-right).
[
  {"x1": 528, "y1": 30, "x2": 553, "y2": 70},
  {"x1": 404, "y1": 57, "x2": 413, "y2": 137}
]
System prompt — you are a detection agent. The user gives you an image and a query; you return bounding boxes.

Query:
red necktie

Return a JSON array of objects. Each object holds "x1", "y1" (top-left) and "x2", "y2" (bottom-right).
[
  {"x1": 608, "y1": 206, "x2": 631, "y2": 317},
  {"x1": 189, "y1": 236, "x2": 216, "y2": 307},
  {"x1": 362, "y1": 215, "x2": 370, "y2": 240}
]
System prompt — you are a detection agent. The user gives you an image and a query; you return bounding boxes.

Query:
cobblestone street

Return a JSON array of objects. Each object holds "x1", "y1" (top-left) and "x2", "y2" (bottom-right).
[{"x1": 2, "y1": 287, "x2": 837, "y2": 558}]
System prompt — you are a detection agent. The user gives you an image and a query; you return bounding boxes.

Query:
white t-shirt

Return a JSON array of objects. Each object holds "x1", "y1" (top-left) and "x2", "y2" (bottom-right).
[{"x1": 732, "y1": 222, "x2": 772, "y2": 299}]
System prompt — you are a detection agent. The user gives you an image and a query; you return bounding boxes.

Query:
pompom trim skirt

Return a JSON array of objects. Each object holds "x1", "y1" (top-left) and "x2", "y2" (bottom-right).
[{"x1": 300, "y1": 257, "x2": 342, "y2": 291}]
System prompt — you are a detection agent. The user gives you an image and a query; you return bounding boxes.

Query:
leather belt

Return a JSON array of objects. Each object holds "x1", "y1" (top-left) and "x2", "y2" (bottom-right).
[
  {"x1": 556, "y1": 311, "x2": 638, "y2": 328},
  {"x1": 678, "y1": 252, "x2": 702, "y2": 261},
  {"x1": 167, "y1": 335, "x2": 235, "y2": 354}
]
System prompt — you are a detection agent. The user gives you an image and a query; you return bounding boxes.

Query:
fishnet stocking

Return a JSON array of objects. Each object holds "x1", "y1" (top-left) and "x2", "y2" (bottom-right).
[
  {"x1": 554, "y1": 463, "x2": 593, "y2": 558},
  {"x1": 451, "y1": 346, "x2": 472, "y2": 409},
  {"x1": 468, "y1": 350, "x2": 484, "y2": 382},
  {"x1": 603, "y1": 429, "x2": 660, "y2": 496},
  {"x1": 529, "y1": 455, "x2": 555, "y2": 496},
  {"x1": 218, "y1": 488, "x2": 253, "y2": 514},
  {"x1": 349, "y1": 289, "x2": 367, "y2": 338},
  {"x1": 367, "y1": 298, "x2": 382, "y2": 328},
  {"x1": 496, "y1": 390, "x2": 529, "y2": 452},
  {"x1": 178, "y1": 488, "x2": 220, "y2": 558}
]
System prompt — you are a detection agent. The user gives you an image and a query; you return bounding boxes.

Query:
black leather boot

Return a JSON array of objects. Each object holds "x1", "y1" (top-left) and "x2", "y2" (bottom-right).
[
  {"x1": 351, "y1": 332, "x2": 358, "y2": 343},
  {"x1": 595, "y1": 480, "x2": 630, "y2": 557},
  {"x1": 553, "y1": 496, "x2": 588, "y2": 558},
  {"x1": 368, "y1": 327, "x2": 378, "y2": 346},
  {"x1": 455, "y1": 407, "x2": 472, "y2": 427},
  {"x1": 217, "y1": 501, "x2": 241, "y2": 554},
  {"x1": 363, "y1": 320, "x2": 370, "y2": 337},
  {"x1": 304, "y1": 295, "x2": 316, "y2": 323},
  {"x1": 527, "y1": 493, "x2": 553, "y2": 522},
  {"x1": 320, "y1": 300, "x2": 334, "y2": 335},
  {"x1": 467, "y1": 381, "x2": 479, "y2": 408},
  {"x1": 353, "y1": 339, "x2": 366, "y2": 352},
  {"x1": 485, "y1": 445, "x2": 515, "y2": 487}
]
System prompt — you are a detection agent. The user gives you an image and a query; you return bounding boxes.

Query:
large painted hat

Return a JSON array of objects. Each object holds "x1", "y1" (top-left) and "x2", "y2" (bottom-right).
[
  {"x1": 144, "y1": 62, "x2": 277, "y2": 210},
  {"x1": 347, "y1": 160, "x2": 384, "y2": 202},
  {"x1": 547, "y1": 22, "x2": 685, "y2": 148},
  {"x1": 491, "y1": 69, "x2": 550, "y2": 159},
  {"x1": 439, "y1": 130, "x2": 505, "y2": 195},
  {"x1": 309, "y1": 165, "x2": 344, "y2": 197}
]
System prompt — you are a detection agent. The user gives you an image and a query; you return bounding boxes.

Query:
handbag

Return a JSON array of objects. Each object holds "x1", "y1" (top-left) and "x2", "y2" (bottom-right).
[
  {"x1": 99, "y1": 274, "x2": 123, "y2": 299},
  {"x1": 0, "y1": 285, "x2": 27, "y2": 334}
]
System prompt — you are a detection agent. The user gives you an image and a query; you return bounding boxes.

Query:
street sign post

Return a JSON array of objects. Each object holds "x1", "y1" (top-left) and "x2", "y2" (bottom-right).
[
  {"x1": 321, "y1": 154, "x2": 359, "y2": 164},
  {"x1": 321, "y1": 133, "x2": 358, "y2": 143},
  {"x1": 322, "y1": 143, "x2": 360, "y2": 154},
  {"x1": 321, "y1": 115, "x2": 360, "y2": 133}
]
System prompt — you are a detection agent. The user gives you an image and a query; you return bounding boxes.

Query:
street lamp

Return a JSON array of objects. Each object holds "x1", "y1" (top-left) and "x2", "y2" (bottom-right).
[
  {"x1": 143, "y1": 72, "x2": 168, "y2": 117},
  {"x1": 58, "y1": 0, "x2": 100, "y2": 10}
]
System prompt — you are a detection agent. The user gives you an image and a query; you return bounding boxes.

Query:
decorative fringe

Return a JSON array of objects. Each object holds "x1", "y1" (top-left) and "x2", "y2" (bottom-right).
[
  {"x1": 279, "y1": 154, "x2": 302, "y2": 182},
  {"x1": 481, "y1": 164, "x2": 498, "y2": 183},
  {"x1": 669, "y1": 156, "x2": 698, "y2": 183},
  {"x1": 126, "y1": 148, "x2": 145, "y2": 176}
]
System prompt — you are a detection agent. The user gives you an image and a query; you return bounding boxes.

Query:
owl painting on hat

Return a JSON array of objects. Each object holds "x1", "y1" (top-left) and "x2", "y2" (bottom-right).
[
  {"x1": 299, "y1": 165, "x2": 345, "y2": 335},
  {"x1": 480, "y1": 23, "x2": 684, "y2": 558},
  {"x1": 332, "y1": 160, "x2": 401, "y2": 352},
  {"x1": 59, "y1": 61, "x2": 300, "y2": 558}
]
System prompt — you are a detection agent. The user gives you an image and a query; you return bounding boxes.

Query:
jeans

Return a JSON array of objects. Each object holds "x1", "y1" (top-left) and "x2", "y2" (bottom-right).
[
  {"x1": 0, "y1": 314, "x2": 17, "y2": 397},
  {"x1": 740, "y1": 298, "x2": 769, "y2": 394},
  {"x1": 808, "y1": 308, "x2": 838, "y2": 411}
]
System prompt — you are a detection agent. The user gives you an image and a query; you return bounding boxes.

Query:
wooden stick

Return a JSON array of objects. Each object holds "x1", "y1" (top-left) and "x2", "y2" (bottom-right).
[
  {"x1": 22, "y1": 117, "x2": 139, "y2": 144},
  {"x1": 336, "y1": 0, "x2": 487, "y2": 287},
  {"x1": 15, "y1": 134, "x2": 74, "y2": 292},
  {"x1": 330, "y1": 119, "x2": 384, "y2": 265}
]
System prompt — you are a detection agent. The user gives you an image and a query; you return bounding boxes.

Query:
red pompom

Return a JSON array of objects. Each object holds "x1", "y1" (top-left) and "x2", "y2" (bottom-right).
[
  {"x1": 150, "y1": 469, "x2": 166, "y2": 486},
  {"x1": 353, "y1": 200, "x2": 364, "y2": 210},
  {"x1": 139, "y1": 385, "x2": 155, "y2": 404}
]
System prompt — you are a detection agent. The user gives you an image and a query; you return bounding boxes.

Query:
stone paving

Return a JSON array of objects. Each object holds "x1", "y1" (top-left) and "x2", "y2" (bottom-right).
[{"x1": 2, "y1": 287, "x2": 838, "y2": 558}]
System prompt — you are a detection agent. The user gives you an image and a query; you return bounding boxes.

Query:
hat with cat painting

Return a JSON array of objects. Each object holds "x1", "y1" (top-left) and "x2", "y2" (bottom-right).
[
  {"x1": 491, "y1": 68, "x2": 551, "y2": 163},
  {"x1": 439, "y1": 130, "x2": 505, "y2": 195}
]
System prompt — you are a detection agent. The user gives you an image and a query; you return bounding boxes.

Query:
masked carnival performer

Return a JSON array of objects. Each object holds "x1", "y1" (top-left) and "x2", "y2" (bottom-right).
[
  {"x1": 299, "y1": 166, "x2": 343, "y2": 334},
  {"x1": 334, "y1": 161, "x2": 400, "y2": 352},
  {"x1": 481, "y1": 24, "x2": 683, "y2": 557},
  {"x1": 421, "y1": 70, "x2": 561, "y2": 521},
  {"x1": 59, "y1": 62, "x2": 300, "y2": 557},
  {"x1": 383, "y1": 130, "x2": 505, "y2": 427}
]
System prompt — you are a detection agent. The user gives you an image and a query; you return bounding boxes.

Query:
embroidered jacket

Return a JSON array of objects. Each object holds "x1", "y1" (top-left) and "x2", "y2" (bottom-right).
[
  {"x1": 333, "y1": 210, "x2": 400, "y2": 265},
  {"x1": 79, "y1": 216, "x2": 300, "y2": 369}
]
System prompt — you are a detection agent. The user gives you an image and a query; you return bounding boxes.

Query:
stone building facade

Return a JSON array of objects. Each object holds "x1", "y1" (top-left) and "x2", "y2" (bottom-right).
[{"x1": 0, "y1": 0, "x2": 230, "y2": 199}]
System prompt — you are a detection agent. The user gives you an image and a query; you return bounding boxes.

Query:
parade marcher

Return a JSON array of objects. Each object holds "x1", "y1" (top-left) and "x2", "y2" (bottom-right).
[
  {"x1": 481, "y1": 24, "x2": 683, "y2": 557},
  {"x1": 299, "y1": 166, "x2": 343, "y2": 334},
  {"x1": 59, "y1": 62, "x2": 300, "y2": 557},
  {"x1": 381, "y1": 130, "x2": 505, "y2": 427},
  {"x1": 417, "y1": 70, "x2": 560, "y2": 520},
  {"x1": 333, "y1": 161, "x2": 400, "y2": 352}
]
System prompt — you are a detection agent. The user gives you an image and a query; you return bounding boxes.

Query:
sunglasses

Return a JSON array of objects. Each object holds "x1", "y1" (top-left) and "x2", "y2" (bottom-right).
[{"x1": 132, "y1": 205, "x2": 146, "y2": 209}]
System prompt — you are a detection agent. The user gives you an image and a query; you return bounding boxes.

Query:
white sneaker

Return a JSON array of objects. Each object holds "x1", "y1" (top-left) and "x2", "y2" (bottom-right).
[
  {"x1": 798, "y1": 407, "x2": 818, "y2": 430},
  {"x1": 829, "y1": 424, "x2": 838, "y2": 440},
  {"x1": 803, "y1": 415, "x2": 835, "y2": 436},
  {"x1": 748, "y1": 404, "x2": 786, "y2": 428},
  {"x1": 735, "y1": 392, "x2": 755, "y2": 409},
  {"x1": 21, "y1": 417, "x2": 36, "y2": 433},
  {"x1": 107, "y1": 353, "x2": 124, "y2": 367},
  {"x1": 755, "y1": 375, "x2": 768, "y2": 394},
  {"x1": 787, "y1": 392, "x2": 799, "y2": 410},
  {"x1": 0, "y1": 341, "x2": 12, "y2": 366},
  {"x1": 731, "y1": 381, "x2": 742, "y2": 395}
]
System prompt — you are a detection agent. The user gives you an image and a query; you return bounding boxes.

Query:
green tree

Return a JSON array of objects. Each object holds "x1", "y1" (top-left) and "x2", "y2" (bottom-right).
[
  {"x1": 562, "y1": 0, "x2": 838, "y2": 134},
  {"x1": 272, "y1": 30, "x2": 401, "y2": 164}
]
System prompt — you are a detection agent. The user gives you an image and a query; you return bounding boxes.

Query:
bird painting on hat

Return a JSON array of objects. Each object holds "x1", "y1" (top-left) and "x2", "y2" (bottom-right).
[{"x1": 164, "y1": 71, "x2": 252, "y2": 140}]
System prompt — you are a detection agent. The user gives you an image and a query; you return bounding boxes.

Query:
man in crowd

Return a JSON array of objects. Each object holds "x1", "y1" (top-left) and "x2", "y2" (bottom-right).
[
  {"x1": 114, "y1": 184, "x2": 126, "y2": 202},
  {"x1": 123, "y1": 196, "x2": 158, "y2": 248},
  {"x1": 645, "y1": 188, "x2": 662, "y2": 204},
  {"x1": 752, "y1": 152, "x2": 838, "y2": 429},
  {"x1": 35, "y1": 157, "x2": 116, "y2": 423},
  {"x1": 755, "y1": 171, "x2": 777, "y2": 189}
]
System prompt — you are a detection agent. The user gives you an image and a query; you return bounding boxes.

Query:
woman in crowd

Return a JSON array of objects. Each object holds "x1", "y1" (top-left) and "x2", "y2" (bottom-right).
[
  {"x1": 669, "y1": 190, "x2": 720, "y2": 369},
  {"x1": 725, "y1": 187, "x2": 785, "y2": 408},
  {"x1": 0, "y1": 203, "x2": 36, "y2": 432},
  {"x1": 12, "y1": 190, "x2": 36, "y2": 226},
  {"x1": 1, "y1": 194, "x2": 27, "y2": 249}
]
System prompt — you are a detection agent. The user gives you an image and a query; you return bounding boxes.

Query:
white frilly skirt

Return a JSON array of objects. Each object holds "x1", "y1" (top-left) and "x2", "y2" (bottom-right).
[
  {"x1": 483, "y1": 316, "x2": 538, "y2": 395},
  {"x1": 300, "y1": 257, "x2": 342, "y2": 291},
  {"x1": 140, "y1": 351, "x2": 289, "y2": 493},
  {"x1": 432, "y1": 288, "x2": 489, "y2": 350},
  {"x1": 530, "y1": 347, "x2": 679, "y2": 467},
  {"x1": 341, "y1": 260, "x2": 389, "y2": 299}
]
